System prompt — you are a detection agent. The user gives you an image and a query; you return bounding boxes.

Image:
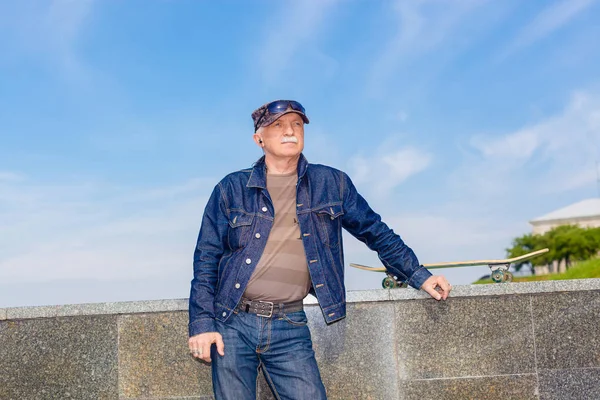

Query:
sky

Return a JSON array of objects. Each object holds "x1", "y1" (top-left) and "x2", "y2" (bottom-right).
[{"x1": 2, "y1": 0, "x2": 600, "y2": 308}]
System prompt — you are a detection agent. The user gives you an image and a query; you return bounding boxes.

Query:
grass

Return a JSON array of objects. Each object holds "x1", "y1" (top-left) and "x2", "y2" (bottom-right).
[{"x1": 474, "y1": 257, "x2": 600, "y2": 284}]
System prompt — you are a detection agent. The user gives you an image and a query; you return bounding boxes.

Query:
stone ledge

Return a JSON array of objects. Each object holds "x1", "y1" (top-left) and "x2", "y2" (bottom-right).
[
  {"x1": 4, "y1": 298, "x2": 189, "y2": 321},
  {"x1": 346, "y1": 288, "x2": 392, "y2": 303},
  {"x1": 390, "y1": 278, "x2": 600, "y2": 300},
  {"x1": 2, "y1": 278, "x2": 599, "y2": 320}
]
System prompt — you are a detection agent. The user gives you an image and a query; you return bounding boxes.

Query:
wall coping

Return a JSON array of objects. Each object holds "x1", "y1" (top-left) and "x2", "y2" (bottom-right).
[{"x1": 2, "y1": 278, "x2": 599, "y2": 321}]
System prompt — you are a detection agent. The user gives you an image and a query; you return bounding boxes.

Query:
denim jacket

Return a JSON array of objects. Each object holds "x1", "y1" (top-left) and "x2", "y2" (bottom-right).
[{"x1": 189, "y1": 154, "x2": 432, "y2": 336}]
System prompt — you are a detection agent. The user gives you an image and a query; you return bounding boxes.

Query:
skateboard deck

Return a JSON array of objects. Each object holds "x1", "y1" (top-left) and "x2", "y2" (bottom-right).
[{"x1": 349, "y1": 248, "x2": 549, "y2": 288}]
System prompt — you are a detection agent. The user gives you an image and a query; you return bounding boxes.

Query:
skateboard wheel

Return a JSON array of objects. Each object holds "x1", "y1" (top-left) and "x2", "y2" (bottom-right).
[
  {"x1": 491, "y1": 270, "x2": 504, "y2": 283},
  {"x1": 382, "y1": 277, "x2": 397, "y2": 289},
  {"x1": 503, "y1": 271, "x2": 513, "y2": 282}
]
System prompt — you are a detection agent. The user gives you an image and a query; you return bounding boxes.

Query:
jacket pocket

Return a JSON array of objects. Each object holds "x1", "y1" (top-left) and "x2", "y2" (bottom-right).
[
  {"x1": 227, "y1": 211, "x2": 254, "y2": 251},
  {"x1": 313, "y1": 204, "x2": 344, "y2": 248}
]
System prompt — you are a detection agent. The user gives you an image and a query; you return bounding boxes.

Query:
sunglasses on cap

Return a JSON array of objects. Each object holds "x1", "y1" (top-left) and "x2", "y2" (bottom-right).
[{"x1": 254, "y1": 100, "x2": 306, "y2": 131}]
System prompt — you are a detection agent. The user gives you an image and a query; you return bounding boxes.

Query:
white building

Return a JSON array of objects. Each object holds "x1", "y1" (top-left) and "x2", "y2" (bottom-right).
[
  {"x1": 529, "y1": 198, "x2": 600, "y2": 274},
  {"x1": 530, "y1": 198, "x2": 600, "y2": 235}
]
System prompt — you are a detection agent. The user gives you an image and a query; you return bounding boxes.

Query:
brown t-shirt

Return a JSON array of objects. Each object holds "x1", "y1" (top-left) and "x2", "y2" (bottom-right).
[{"x1": 243, "y1": 171, "x2": 311, "y2": 302}]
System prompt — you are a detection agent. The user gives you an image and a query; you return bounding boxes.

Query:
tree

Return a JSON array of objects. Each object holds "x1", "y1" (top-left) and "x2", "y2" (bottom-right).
[
  {"x1": 546, "y1": 225, "x2": 599, "y2": 269},
  {"x1": 507, "y1": 225, "x2": 600, "y2": 275},
  {"x1": 506, "y1": 233, "x2": 549, "y2": 275}
]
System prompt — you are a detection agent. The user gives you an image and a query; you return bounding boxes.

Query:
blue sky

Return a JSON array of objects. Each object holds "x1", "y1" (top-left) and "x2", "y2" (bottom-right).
[{"x1": 2, "y1": 0, "x2": 600, "y2": 307}]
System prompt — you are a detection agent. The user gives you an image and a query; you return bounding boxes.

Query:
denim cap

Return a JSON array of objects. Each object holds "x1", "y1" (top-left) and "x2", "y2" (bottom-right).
[{"x1": 251, "y1": 100, "x2": 310, "y2": 131}]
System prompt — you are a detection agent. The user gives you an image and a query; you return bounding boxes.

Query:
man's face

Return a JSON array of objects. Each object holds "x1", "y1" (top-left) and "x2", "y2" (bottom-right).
[{"x1": 254, "y1": 113, "x2": 305, "y2": 160}]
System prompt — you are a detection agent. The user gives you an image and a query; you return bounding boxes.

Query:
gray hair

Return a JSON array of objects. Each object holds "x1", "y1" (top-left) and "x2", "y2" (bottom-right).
[{"x1": 255, "y1": 126, "x2": 265, "y2": 153}]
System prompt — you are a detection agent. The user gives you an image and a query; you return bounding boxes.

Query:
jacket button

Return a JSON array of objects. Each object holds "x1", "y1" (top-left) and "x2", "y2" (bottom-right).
[
  {"x1": 262, "y1": 206, "x2": 268, "y2": 212},
  {"x1": 235, "y1": 283, "x2": 241, "y2": 289},
  {"x1": 246, "y1": 258, "x2": 252, "y2": 264},
  {"x1": 255, "y1": 233, "x2": 261, "y2": 239},
  {"x1": 222, "y1": 312, "x2": 227, "y2": 317}
]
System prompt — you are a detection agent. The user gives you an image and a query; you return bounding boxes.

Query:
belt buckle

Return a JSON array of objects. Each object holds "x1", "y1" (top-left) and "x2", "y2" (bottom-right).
[{"x1": 256, "y1": 301, "x2": 274, "y2": 318}]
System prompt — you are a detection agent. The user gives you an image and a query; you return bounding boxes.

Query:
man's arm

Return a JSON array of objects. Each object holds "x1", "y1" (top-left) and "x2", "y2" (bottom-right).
[
  {"x1": 340, "y1": 172, "x2": 450, "y2": 298},
  {"x1": 188, "y1": 183, "x2": 229, "y2": 361}
]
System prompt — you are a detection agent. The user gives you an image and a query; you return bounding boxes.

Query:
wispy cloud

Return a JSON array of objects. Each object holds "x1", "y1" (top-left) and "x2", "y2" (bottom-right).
[
  {"x1": 470, "y1": 126, "x2": 540, "y2": 160},
  {"x1": 396, "y1": 110, "x2": 409, "y2": 123},
  {"x1": 467, "y1": 91, "x2": 600, "y2": 194},
  {"x1": 0, "y1": 171, "x2": 24, "y2": 182},
  {"x1": 256, "y1": 0, "x2": 340, "y2": 84},
  {"x1": 45, "y1": 0, "x2": 94, "y2": 79},
  {"x1": 367, "y1": 0, "x2": 488, "y2": 95},
  {"x1": 500, "y1": 0, "x2": 596, "y2": 59},
  {"x1": 348, "y1": 141, "x2": 432, "y2": 198},
  {"x1": 0, "y1": 177, "x2": 213, "y2": 286},
  {"x1": 0, "y1": 0, "x2": 94, "y2": 81}
]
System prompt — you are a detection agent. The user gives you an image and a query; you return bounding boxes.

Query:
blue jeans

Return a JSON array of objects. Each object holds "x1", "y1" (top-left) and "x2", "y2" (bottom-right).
[{"x1": 212, "y1": 309, "x2": 327, "y2": 400}]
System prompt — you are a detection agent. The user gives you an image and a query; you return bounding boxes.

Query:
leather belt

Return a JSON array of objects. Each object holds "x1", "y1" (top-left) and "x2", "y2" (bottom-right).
[{"x1": 236, "y1": 297, "x2": 303, "y2": 318}]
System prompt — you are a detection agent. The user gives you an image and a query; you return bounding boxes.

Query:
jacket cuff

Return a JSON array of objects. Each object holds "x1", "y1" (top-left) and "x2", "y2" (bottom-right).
[
  {"x1": 406, "y1": 265, "x2": 433, "y2": 290},
  {"x1": 189, "y1": 318, "x2": 217, "y2": 337}
]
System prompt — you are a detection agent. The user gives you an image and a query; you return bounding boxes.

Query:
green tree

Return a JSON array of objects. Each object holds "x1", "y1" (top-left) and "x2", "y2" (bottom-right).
[
  {"x1": 545, "y1": 225, "x2": 598, "y2": 269},
  {"x1": 507, "y1": 225, "x2": 600, "y2": 275},
  {"x1": 506, "y1": 233, "x2": 549, "y2": 274}
]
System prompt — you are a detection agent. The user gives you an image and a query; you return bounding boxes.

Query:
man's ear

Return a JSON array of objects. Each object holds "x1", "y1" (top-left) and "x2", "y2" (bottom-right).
[{"x1": 253, "y1": 133, "x2": 263, "y2": 147}]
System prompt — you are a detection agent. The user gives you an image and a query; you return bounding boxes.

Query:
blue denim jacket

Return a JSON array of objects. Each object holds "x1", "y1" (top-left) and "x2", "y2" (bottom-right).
[{"x1": 189, "y1": 154, "x2": 432, "y2": 336}]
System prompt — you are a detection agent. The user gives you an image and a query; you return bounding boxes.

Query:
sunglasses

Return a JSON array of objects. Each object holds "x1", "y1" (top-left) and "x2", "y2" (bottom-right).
[{"x1": 254, "y1": 100, "x2": 306, "y2": 131}]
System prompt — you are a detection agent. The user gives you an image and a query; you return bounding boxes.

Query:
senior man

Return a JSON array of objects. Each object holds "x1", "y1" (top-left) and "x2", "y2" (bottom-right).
[{"x1": 188, "y1": 99, "x2": 451, "y2": 399}]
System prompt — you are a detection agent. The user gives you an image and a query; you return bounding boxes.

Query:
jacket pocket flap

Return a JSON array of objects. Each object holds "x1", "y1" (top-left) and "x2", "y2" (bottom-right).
[
  {"x1": 228, "y1": 211, "x2": 254, "y2": 228},
  {"x1": 315, "y1": 204, "x2": 344, "y2": 219}
]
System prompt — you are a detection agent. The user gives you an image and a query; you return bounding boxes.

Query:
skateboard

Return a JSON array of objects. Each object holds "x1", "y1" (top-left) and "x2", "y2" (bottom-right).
[{"x1": 349, "y1": 248, "x2": 550, "y2": 288}]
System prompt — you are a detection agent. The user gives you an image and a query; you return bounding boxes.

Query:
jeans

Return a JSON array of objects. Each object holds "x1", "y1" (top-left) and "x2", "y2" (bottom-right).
[{"x1": 212, "y1": 309, "x2": 327, "y2": 400}]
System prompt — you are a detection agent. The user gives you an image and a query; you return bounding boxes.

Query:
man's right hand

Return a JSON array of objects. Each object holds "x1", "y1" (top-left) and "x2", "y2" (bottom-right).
[{"x1": 188, "y1": 332, "x2": 225, "y2": 363}]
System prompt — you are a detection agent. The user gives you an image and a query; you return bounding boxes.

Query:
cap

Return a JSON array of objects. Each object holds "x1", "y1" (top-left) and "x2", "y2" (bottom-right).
[{"x1": 251, "y1": 100, "x2": 310, "y2": 131}]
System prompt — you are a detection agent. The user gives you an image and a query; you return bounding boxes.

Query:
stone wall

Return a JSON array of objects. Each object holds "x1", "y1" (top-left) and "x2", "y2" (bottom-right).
[{"x1": 1, "y1": 280, "x2": 599, "y2": 400}]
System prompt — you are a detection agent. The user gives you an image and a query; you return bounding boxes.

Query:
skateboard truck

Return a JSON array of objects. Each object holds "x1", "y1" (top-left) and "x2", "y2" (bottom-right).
[
  {"x1": 489, "y1": 263, "x2": 513, "y2": 283},
  {"x1": 382, "y1": 274, "x2": 408, "y2": 289}
]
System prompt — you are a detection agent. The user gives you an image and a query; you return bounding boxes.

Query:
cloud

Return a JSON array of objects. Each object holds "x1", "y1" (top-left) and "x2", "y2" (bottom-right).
[
  {"x1": 397, "y1": 110, "x2": 409, "y2": 122},
  {"x1": 470, "y1": 129, "x2": 539, "y2": 160},
  {"x1": 0, "y1": 177, "x2": 213, "y2": 285},
  {"x1": 0, "y1": 171, "x2": 24, "y2": 182},
  {"x1": 500, "y1": 0, "x2": 595, "y2": 58},
  {"x1": 302, "y1": 128, "x2": 342, "y2": 168},
  {"x1": 0, "y1": 0, "x2": 94, "y2": 81},
  {"x1": 368, "y1": 0, "x2": 488, "y2": 95},
  {"x1": 46, "y1": 0, "x2": 93, "y2": 50},
  {"x1": 466, "y1": 91, "x2": 600, "y2": 194},
  {"x1": 382, "y1": 148, "x2": 432, "y2": 185},
  {"x1": 348, "y1": 142, "x2": 432, "y2": 198},
  {"x1": 256, "y1": 0, "x2": 340, "y2": 84}
]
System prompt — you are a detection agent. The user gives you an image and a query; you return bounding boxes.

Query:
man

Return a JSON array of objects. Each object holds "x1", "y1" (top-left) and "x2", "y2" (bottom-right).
[{"x1": 188, "y1": 100, "x2": 451, "y2": 399}]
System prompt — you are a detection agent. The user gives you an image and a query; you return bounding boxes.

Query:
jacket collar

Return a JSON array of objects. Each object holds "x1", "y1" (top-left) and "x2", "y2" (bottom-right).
[{"x1": 247, "y1": 153, "x2": 308, "y2": 189}]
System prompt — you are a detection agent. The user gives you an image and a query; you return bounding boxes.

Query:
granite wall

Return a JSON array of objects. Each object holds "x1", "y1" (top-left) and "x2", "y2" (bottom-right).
[{"x1": 1, "y1": 279, "x2": 599, "y2": 400}]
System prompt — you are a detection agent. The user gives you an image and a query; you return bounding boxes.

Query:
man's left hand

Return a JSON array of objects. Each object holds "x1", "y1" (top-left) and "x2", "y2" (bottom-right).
[{"x1": 421, "y1": 275, "x2": 451, "y2": 300}]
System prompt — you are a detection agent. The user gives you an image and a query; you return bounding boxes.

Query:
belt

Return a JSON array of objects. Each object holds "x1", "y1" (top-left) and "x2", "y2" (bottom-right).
[{"x1": 236, "y1": 297, "x2": 303, "y2": 318}]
